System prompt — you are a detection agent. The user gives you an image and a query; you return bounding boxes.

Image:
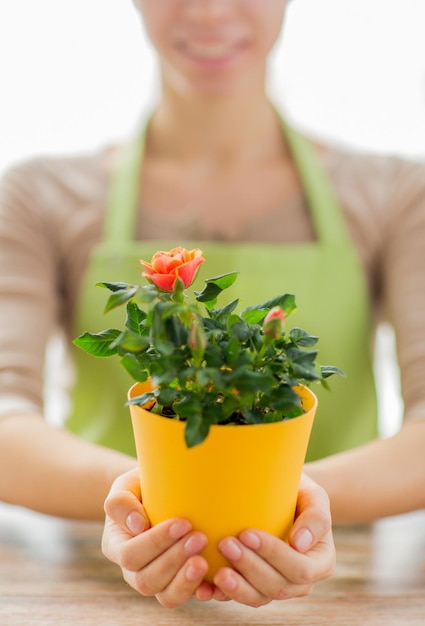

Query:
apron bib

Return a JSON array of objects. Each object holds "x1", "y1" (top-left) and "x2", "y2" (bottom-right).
[{"x1": 68, "y1": 122, "x2": 378, "y2": 461}]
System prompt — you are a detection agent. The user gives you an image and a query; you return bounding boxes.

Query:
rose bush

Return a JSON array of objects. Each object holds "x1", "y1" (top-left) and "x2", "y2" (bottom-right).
[{"x1": 74, "y1": 247, "x2": 344, "y2": 447}]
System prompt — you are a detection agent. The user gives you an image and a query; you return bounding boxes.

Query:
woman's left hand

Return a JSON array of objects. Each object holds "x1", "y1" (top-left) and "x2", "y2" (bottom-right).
[{"x1": 210, "y1": 473, "x2": 335, "y2": 607}]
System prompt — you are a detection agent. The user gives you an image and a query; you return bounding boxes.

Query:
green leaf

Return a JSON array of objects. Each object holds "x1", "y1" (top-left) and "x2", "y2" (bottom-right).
[
  {"x1": 158, "y1": 386, "x2": 178, "y2": 405},
  {"x1": 206, "y1": 271, "x2": 239, "y2": 289},
  {"x1": 134, "y1": 283, "x2": 161, "y2": 304},
  {"x1": 203, "y1": 317, "x2": 225, "y2": 332},
  {"x1": 265, "y1": 384, "x2": 303, "y2": 414},
  {"x1": 242, "y1": 294, "x2": 296, "y2": 317},
  {"x1": 241, "y1": 407, "x2": 266, "y2": 425},
  {"x1": 126, "y1": 391, "x2": 156, "y2": 407},
  {"x1": 150, "y1": 362, "x2": 179, "y2": 385},
  {"x1": 125, "y1": 302, "x2": 147, "y2": 334},
  {"x1": 213, "y1": 298, "x2": 239, "y2": 320},
  {"x1": 195, "y1": 368, "x2": 225, "y2": 391},
  {"x1": 184, "y1": 414, "x2": 210, "y2": 448},
  {"x1": 221, "y1": 394, "x2": 241, "y2": 418},
  {"x1": 120, "y1": 354, "x2": 149, "y2": 382},
  {"x1": 195, "y1": 369, "x2": 212, "y2": 388},
  {"x1": 290, "y1": 327, "x2": 319, "y2": 347},
  {"x1": 110, "y1": 330, "x2": 150, "y2": 353},
  {"x1": 225, "y1": 368, "x2": 275, "y2": 393},
  {"x1": 286, "y1": 346, "x2": 318, "y2": 364},
  {"x1": 166, "y1": 315, "x2": 187, "y2": 347},
  {"x1": 321, "y1": 365, "x2": 346, "y2": 379},
  {"x1": 204, "y1": 343, "x2": 225, "y2": 368},
  {"x1": 194, "y1": 272, "x2": 239, "y2": 305},
  {"x1": 173, "y1": 394, "x2": 202, "y2": 418},
  {"x1": 241, "y1": 309, "x2": 268, "y2": 324},
  {"x1": 227, "y1": 317, "x2": 252, "y2": 341},
  {"x1": 96, "y1": 281, "x2": 135, "y2": 292},
  {"x1": 152, "y1": 337, "x2": 175, "y2": 356},
  {"x1": 73, "y1": 329, "x2": 121, "y2": 357},
  {"x1": 104, "y1": 287, "x2": 138, "y2": 313},
  {"x1": 288, "y1": 350, "x2": 321, "y2": 381},
  {"x1": 225, "y1": 335, "x2": 240, "y2": 365}
]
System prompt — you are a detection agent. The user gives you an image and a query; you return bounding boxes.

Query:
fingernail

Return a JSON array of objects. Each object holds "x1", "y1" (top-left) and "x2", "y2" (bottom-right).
[
  {"x1": 185, "y1": 564, "x2": 203, "y2": 582},
  {"x1": 126, "y1": 512, "x2": 146, "y2": 535},
  {"x1": 184, "y1": 533, "x2": 207, "y2": 554},
  {"x1": 239, "y1": 530, "x2": 261, "y2": 550},
  {"x1": 169, "y1": 519, "x2": 192, "y2": 539},
  {"x1": 219, "y1": 538, "x2": 242, "y2": 561},
  {"x1": 293, "y1": 528, "x2": 313, "y2": 552},
  {"x1": 220, "y1": 571, "x2": 237, "y2": 591}
]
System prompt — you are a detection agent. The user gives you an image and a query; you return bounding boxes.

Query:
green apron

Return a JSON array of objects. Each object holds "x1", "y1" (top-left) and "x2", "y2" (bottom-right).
[{"x1": 67, "y1": 122, "x2": 378, "y2": 461}]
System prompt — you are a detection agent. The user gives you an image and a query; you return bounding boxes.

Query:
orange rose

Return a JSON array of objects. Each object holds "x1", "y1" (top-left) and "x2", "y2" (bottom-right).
[{"x1": 140, "y1": 247, "x2": 205, "y2": 292}]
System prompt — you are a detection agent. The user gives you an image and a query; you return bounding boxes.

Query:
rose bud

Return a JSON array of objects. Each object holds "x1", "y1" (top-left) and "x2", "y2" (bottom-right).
[
  {"x1": 263, "y1": 306, "x2": 286, "y2": 340},
  {"x1": 188, "y1": 321, "x2": 207, "y2": 365}
]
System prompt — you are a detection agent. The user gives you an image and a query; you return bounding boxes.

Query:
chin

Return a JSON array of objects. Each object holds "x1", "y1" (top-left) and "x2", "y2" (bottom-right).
[
  {"x1": 162, "y1": 52, "x2": 264, "y2": 100},
  {"x1": 168, "y1": 68, "x2": 262, "y2": 101}
]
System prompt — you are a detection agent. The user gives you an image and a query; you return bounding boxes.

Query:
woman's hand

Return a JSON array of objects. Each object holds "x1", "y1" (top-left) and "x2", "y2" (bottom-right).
[
  {"x1": 211, "y1": 473, "x2": 335, "y2": 607},
  {"x1": 101, "y1": 467, "x2": 214, "y2": 608},
  {"x1": 102, "y1": 469, "x2": 335, "y2": 609}
]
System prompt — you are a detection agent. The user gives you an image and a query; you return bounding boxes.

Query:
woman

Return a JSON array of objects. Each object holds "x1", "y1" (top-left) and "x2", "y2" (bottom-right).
[{"x1": 0, "y1": 0, "x2": 424, "y2": 609}]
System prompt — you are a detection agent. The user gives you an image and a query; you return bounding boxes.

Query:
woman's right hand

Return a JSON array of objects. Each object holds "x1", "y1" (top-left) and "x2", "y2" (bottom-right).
[{"x1": 101, "y1": 467, "x2": 214, "y2": 607}]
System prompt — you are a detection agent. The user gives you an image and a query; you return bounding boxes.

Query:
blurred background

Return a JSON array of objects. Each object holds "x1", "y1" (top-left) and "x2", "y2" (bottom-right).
[
  {"x1": 0, "y1": 0, "x2": 424, "y2": 174},
  {"x1": 1, "y1": 0, "x2": 424, "y2": 432}
]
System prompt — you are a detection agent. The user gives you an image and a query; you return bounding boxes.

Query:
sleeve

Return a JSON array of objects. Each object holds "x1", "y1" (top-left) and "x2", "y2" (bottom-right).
[
  {"x1": 0, "y1": 162, "x2": 60, "y2": 418},
  {"x1": 380, "y1": 157, "x2": 425, "y2": 419}
]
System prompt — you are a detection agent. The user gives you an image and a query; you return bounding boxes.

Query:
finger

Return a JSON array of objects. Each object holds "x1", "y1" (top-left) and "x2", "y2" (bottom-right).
[
  {"x1": 124, "y1": 531, "x2": 208, "y2": 600},
  {"x1": 155, "y1": 555, "x2": 209, "y2": 608},
  {"x1": 211, "y1": 587, "x2": 231, "y2": 602},
  {"x1": 101, "y1": 516, "x2": 133, "y2": 563},
  {"x1": 194, "y1": 580, "x2": 217, "y2": 602},
  {"x1": 215, "y1": 533, "x2": 313, "y2": 606},
  {"x1": 289, "y1": 473, "x2": 333, "y2": 553},
  {"x1": 103, "y1": 467, "x2": 149, "y2": 536},
  {"x1": 215, "y1": 562, "x2": 313, "y2": 606},
  {"x1": 238, "y1": 528, "x2": 335, "y2": 585},
  {"x1": 213, "y1": 566, "x2": 270, "y2": 608},
  {"x1": 117, "y1": 518, "x2": 194, "y2": 571}
]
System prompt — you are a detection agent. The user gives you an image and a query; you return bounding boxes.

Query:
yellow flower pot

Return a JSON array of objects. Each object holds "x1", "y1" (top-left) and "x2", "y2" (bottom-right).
[{"x1": 128, "y1": 380, "x2": 318, "y2": 583}]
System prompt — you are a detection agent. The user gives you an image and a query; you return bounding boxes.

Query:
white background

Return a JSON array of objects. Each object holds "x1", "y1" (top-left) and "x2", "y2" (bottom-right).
[
  {"x1": 0, "y1": 0, "x2": 424, "y2": 175},
  {"x1": 1, "y1": 0, "x2": 424, "y2": 432}
]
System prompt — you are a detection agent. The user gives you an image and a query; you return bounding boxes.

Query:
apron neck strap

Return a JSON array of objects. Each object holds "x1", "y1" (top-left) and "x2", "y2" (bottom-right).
[
  {"x1": 104, "y1": 130, "x2": 146, "y2": 243},
  {"x1": 283, "y1": 121, "x2": 349, "y2": 244},
  {"x1": 104, "y1": 118, "x2": 349, "y2": 245}
]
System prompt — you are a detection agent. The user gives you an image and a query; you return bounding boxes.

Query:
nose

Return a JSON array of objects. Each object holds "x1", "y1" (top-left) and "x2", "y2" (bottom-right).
[{"x1": 182, "y1": 0, "x2": 234, "y2": 23}]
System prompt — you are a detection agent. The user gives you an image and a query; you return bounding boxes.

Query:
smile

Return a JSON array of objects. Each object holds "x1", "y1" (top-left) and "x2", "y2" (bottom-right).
[{"x1": 177, "y1": 39, "x2": 247, "y2": 63}]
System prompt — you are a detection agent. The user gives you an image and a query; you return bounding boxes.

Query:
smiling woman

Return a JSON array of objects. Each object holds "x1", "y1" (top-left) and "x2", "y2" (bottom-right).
[
  {"x1": 132, "y1": 0, "x2": 288, "y2": 95},
  {"x1": 0, "y1": 0, "x2": 425, "y2": 612}
]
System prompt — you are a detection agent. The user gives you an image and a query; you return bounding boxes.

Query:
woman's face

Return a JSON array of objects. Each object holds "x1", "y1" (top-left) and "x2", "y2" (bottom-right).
[{"x1": 133, "y1": 0, "x2": 288, "y2": 97}]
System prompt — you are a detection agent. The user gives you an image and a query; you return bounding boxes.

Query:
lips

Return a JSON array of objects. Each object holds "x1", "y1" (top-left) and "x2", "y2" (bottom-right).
[
  {"x1": 182, "y1": 41, "x2": 243, "y2": 61},
  {"x1": 174, "y1": 31, "x2": 249, "y2": 65}
]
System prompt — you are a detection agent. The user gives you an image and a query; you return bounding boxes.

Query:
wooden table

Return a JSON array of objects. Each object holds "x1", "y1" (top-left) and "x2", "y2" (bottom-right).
[{"x1": 1, "y1": 503, "x2": 424, "y2": 626}]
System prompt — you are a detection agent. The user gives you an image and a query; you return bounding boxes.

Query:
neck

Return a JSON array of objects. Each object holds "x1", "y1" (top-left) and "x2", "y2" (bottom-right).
[{"x1": 146, "y1": 85, "x2": 287, "y2": 166}]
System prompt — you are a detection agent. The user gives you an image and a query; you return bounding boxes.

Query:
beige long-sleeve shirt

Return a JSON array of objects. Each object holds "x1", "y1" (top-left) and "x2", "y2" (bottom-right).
[{"x1": 1, "y1": 141, "x2": 425, "y2": 424}]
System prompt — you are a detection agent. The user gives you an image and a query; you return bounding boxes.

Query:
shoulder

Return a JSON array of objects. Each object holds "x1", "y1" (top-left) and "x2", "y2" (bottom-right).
[
  {"x1": 0, "y1": 145, "x2": 125, "y2": 290},
  {"x1": 314, "y1": 138, "x2": 425, "y2": 225},
  {"x1": 307, "y1": 134, "x2": 425, "y2": 295},
  {"x1": 313, "y1": 136, "x2": 425, "y2": 251},
  {"x1": 0, "y1": 146, "x2": 115, "y2": 219}
]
